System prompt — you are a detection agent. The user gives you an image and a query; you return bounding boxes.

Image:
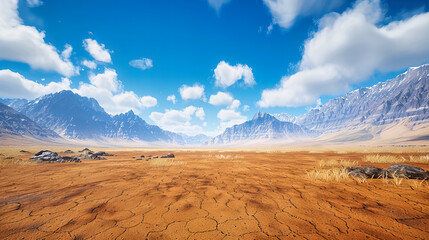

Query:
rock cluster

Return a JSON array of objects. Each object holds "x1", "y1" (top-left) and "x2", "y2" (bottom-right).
[
  {"x1": 161, "y1": 153, "x2": 175, "y2": 158},
  {"x1": 30, "y1": 150, "x2": 80, "y2": 163},
  {"x1": 73, "y1": 149, "x2": 114, "y2": 160},
  {"x1": 346, "y1": 165, "x2": 429, "y2": 179}
]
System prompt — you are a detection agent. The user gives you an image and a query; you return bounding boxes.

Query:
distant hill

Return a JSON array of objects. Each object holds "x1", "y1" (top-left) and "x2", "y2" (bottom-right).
[
  {"x1": 0, "y1": 102, "x2": 60, "y2": 139},
  {"x1": 211, "y1": 111, "x2": 315, "y2": 144}
]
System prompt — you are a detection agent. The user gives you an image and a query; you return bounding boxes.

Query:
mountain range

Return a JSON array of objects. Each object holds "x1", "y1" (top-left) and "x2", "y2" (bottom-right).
[{"x1": 0, "y1": 64, "x2": 428, "y2": 146}]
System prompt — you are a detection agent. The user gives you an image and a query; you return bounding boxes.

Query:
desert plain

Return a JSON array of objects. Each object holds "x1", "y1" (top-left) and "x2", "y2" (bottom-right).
[{"x1": 0, "y1": 147, "x2": 428, "y2": 239}]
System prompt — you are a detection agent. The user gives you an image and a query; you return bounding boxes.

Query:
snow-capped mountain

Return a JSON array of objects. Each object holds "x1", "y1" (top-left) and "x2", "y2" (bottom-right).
[
  {"x1": 272, "y1": 113, "x2": 297, "y2": 123},
  {"x1": 211, "y1": 111, "x2": 315, "y2": 144},
  {"x1": 295, "y1": 64, "x2": 429, "y2": 132},
  {"x1": 0, "y1": 102, "x2": 59, "y2": 139},
  {"x1": 14, "y1": 90, "x2": 206, "y2": 144}
]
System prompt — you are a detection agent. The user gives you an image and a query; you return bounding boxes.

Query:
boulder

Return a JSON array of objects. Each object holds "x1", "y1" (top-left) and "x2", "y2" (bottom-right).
[
  {"x1": 64, "y1": 150, "x2": 74, "y2": 154},
  {"x1": 346, "y1": 167, "x2": 383, "y2": 179},
  {"x1": 19, "y1": 150, "x2": 30, "y2": 153},
  {"x1": 166, "y1": 153, "x2": 175, "y2": 158},
  {"x1": 386, "y1": 165, "x2": 429, "y2": 180},
  {"x1": 140, "y1": 155, "x2": 145, "y2": 158},
  {"x1": 30, "y1": 150, "x2": 80, "y2": 163}
]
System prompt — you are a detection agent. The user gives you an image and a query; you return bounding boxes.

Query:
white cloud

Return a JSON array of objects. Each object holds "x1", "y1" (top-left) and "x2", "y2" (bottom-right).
[
  {"x1": 228, "y1": 99, "x2": 241, "y2": 110},
  {"x1": 82, "y1": 60, "x2": 97, "y2": 69},
  {"x1": 266, "y1": 24, "x2": 273, "y2": 34},
  {"x1": 242, "y1": 105, "x2": 250, "y2": 111},
  {"x1": 217, "y1": 109, "x2": 247, "y2": 130},
  {"x1": 0, "y1": 69, "x2": 71, "y2": 99},
  {"x1": 26, "y1": 0, "x2": 43, "y2": 8},
  {"x1": 129, "y1": 58, "x2": 153, "y2": 70},
  {"x1": 61, "y1": 44, "x2": 72, "y2": 60},
  {"x1": 195, "y1": 107, "x2": 205, "y2": 120},
  {"x1": 207, "y1": 0, "x2": 231, "y2": 12},
  {"x1": 208, "y1": 91, "x2": 234, "y2": 106},
  {"x1": 263, "y1": 0, "x2": 343, "y2": 29},
  {"x1": 179, "y1": 84, "x2": 205, "y2": 100},
  {"x1": 89, "y1": 68, "x2": 121, "y2": 93},
  {"x1": 149, "y1": 106, "x2": 205, "y2": 136},
  {"x1": 214, "y1": 61, "x2": 255, "y2": 88},
  {"x1": 0, "y1": 0, "x2": 77, "y2": 77},
  {"x1": 167, "y1": 94, "x2": 177, "y2": 104},
  {"x1": 141, "y1": 96, "x2": 157, "y2": 107},
  {"x1": 83, "y1": 38, "x2": 112, "y2": 63},
  {"x1": 259, "y1": 0, "x2": 429, "y2": 107}
]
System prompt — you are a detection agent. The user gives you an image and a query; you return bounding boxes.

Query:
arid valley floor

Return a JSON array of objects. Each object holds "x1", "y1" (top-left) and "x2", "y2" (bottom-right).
[{"x1": 0, "y1": 148, "x2": 428, "y2": 239}]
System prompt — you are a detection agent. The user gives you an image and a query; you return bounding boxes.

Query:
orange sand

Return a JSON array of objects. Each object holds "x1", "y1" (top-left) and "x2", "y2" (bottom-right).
[{"x1": 0, "y1": 150, "x2": 428, "y2": 239}]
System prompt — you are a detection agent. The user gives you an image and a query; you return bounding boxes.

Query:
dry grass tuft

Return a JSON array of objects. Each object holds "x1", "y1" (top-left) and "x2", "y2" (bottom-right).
[
  {"x1": 0, "y1": 157, "x2": 35, "y2": 167},
  {"x1": 306, "y1": 168, "x2": 350, "y2": 182},
  {"x1": 318, "y1": 159, "x2": 358, "y2": 168},
  {"x1": 362, "y1": 154, "x2": 405, "y2": 163},
  {"x1": 409, "y1": 155, "x2": 429, "y2": 163},
  {"x1": 149, "y1": 158, "x2": 185, "y2": 167}
]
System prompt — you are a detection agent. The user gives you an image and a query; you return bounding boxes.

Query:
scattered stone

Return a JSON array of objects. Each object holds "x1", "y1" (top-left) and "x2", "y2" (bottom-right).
[
  {"x1": 79, "y1": 148, "x2": 92, "y2": 152},
  {"x1": 148, "y1": 155, "x2": 152, "y2": 157},
  {"x1": 132, "y1": 157, "x2": 135, "y2": 159},
  {"x1": 154, "y1": 156, "x2": 159, "y2": 158},
  {"x1": 346, "y1": 167, "x2": 383, "y2": 179},
  {"x1": 136, "y1": 158, "x2": 142, "y2": 160},
  {"x1": 386, "y1": 165, "x2": 429, "y2": 180},
  {"x1": 64, "y1": 150, "x2": 74, "y2": 154},
  {"x1": 140, "y1": 155, "x2": 145, "y2": 158},
  {"x1": 5, "y1": 156, "x2": 14, "y2": 160},
  {"x1": 166, "y1": 153, "x2": 175, "y2": 158},
  {"x1": 19, "y1": 150, "x2": 30, "y2": 153},
  {"x1": 30, "y1": 150, "x2": 80, "y2": 163},
  {"x1": 345, "y1": 165, "x2": 429, "y2": 179}
]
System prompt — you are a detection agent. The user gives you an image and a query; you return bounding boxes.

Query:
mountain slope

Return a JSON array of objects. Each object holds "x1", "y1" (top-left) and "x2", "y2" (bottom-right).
[
  {"x1": 295, "y1": 64, "x2": 429, "y2": 132},
  {"x1": 211, "y1": 111, "x2": 315, "y2": 144},
  {"x1": 0, "y1": 102, "x2": 59, "y2": 139}
]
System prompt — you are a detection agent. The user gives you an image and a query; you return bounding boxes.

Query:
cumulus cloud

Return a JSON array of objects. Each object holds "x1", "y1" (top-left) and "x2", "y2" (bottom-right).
[
  {"x1": 0, "y1": 0, "x2": 77, "y2": 77},
  {"x1": 83, "y1": 38, "x2": 112, "y2": 63},
  {"x1": 26, "y1": 0, "x2": 43, "y2": 8},
  {"x1": 76, "y1": 68, "x2": 157, "y2": 114},
  {"x1": 259, "y1": 0, "x2": 429, "y2": 107},
  {"x1": 242, "y1": 105, "x2": 250, "y2": 111},
  {"x1": 263, "y1": 0, "x2": 343, "y2": 29},
  {"x1": 208, "y1": 91, "x2": 234, "y2": 106},
  {"x1": 61, "y1": 44, "x2": 73, "y2": 60},
  {"x1": 228, "y1": 99, "x2": 241, "y2": 110},
  {"x1": 129, "y1": 58, "x2": 153, "y2": 70},
  {"x1": 150, "y1": 106, "x2": 205, "y2": 136},
  {"x1": 82, "y1": 60, "x2": 97, "y2": 69},
  {"x1": 207, "y1": 0, "x2": 231, "y2": 12},
  {"x1": 141, "y1": 96, "x2": 157, "y2": 108},
  {"x1": 167, "y1": 94, "x2": 177, "y2": 104},
  {"x1": 214, "y1": 61, "x2": 255, "y2": 88},
  {"x1": 217, "y1": 109, "x2": 247, "y2": 130},
  {"x1": 179, "y1": 84, "x2": 205, "y2": 100},
  {"x1": 0, "y1": 69, "x2": 71, "y2": 99}
]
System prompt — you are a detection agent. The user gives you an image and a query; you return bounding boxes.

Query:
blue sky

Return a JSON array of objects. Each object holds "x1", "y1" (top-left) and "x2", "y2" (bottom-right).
[{"x1": 1, "y1": 0, "x2": 429, "y2": 136}]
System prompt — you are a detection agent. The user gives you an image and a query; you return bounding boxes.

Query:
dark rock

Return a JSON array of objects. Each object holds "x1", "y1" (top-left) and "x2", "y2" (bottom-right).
[
  {"x1": 136, "y1": 158, "x2": 142, "y2": 160},
  {"x1": 346, "y1": 167, "x2": 383, "y2": 178},
  {"x1": 386, "y1": 165, "x2": 429, "y2": 180},
  {"x1": 166, "y1": 153, "x2": 175, "y2": 158},
  {"x1": 73, "y1": 151, "x2": 112, "y2": 160},
  {"x1": 140, "y1": 155, "x2": 145, "y2": 158},
  {"x1": 154, "y1": 156, "x2": 159, "y2": 158},
  {"x1": 64, "y1": 150, "x2": 74, "y2": 154},
  {"x1": 79, "y1": 148, "x2": 93, "y2": 153},
  {"x1": 30, "y1": 150, "x2": 80, "y2": 163},
  {"x1": 19, "y1": 150, "x2": 30, "y2": 153},
  {"x1": 132, "y1": 157, "x2": 135, "y2": 159}
]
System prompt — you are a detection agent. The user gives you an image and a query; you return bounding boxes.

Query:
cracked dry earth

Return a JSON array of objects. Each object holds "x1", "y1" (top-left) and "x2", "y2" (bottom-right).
[{"x1": 0, "y1": 150, "x2": 429, "y2": 239}]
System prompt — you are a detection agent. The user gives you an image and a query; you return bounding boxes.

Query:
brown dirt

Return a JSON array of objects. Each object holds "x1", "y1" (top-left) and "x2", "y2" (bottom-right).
[{"x1": 0, "y1": 150, "x2": 428, "y2": 239}]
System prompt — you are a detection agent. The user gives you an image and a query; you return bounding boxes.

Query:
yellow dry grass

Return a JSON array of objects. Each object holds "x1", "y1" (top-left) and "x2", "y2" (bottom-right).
[
  {"x1": 149, "y1": 158, "x2": 186, "y2": 167},
  {"x1": 409, "y1": 155, "x2": 429, "y2": 163},
  {"x1": 362, "y1": 154, "x2": 405, "y2": 163},
  {"x1": 202, "y1": 154, "x2": 244, "y2": 159},
  {"x1": 0, "y1": 156, "x2": 35, "y2": 167},
  {"x1": 318, "y1": 159, "x2": 358, "y2": 168},
  {"x1": 306, "y1": 168, "x2": 350, "y2": 182}
]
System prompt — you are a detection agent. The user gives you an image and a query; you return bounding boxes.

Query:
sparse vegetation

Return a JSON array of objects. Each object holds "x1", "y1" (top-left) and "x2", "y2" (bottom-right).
[
  {"x1": 0, "y1": 156, "x2": 35, "y2": 167},
  {"x1": 409, "y1": 155, "x2": 429, "y2": 163},
  {"x1": 306, "y1": 168, "x2": 350, "y2": 182},
  {"x1": 362, "y1": 154, "x2": 405, "y2": 163},
  {"x1": 318, "y1": 159, "x2": 358, "y2": 168},
  {"x1": 150, "y1": 158, "x2": 185, "y2": 167}
]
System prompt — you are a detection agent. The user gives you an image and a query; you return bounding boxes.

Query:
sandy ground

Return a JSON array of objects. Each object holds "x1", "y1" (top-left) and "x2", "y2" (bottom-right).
[{"x1": 0, "y1": 149, "x2": 428, "y2": 239}]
